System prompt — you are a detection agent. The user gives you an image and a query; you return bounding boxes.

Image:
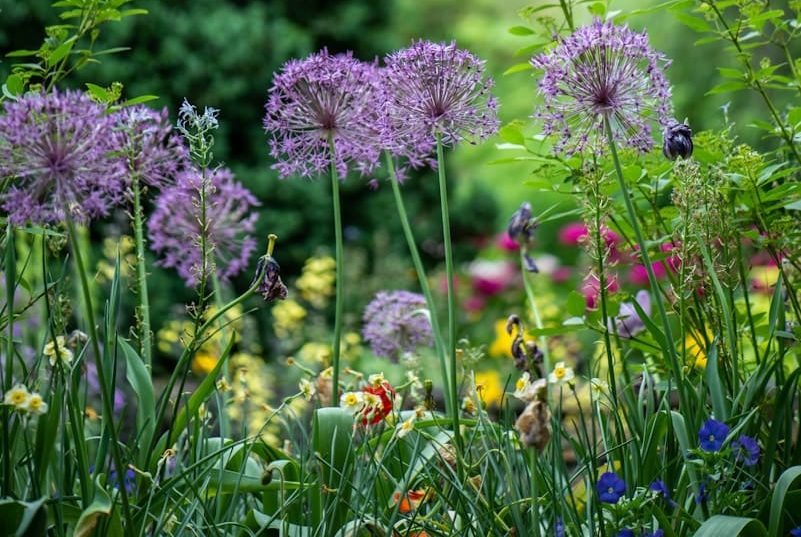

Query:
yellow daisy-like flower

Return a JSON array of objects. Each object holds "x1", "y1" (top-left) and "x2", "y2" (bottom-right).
[
  {"x1": 340, "y1": 391, "x2": 364, "y2": 414},
  {"x1": 367, "y1": 372, "x2": 386, "y2": 388},
  {"x1": 474, "y1": 370, "x2": 503, "y2": 407},
  {"x1": 4, "y1": 384, "x2": 30, "y2": 409},
  {"x1": 513, "y1": 372, "x2": 532, "y2": 400},
  {"x1": 23, "y1": 393, "x2": 48, "y2": 415},
  {"x1": 396, "y1": 415, "x2": 416, "y2": 439},
  {"x1": 44, "y1": 336, "x2": 73, "y2": 367},
  {"x1": 548, "y1": 361, "x2": 575, "y2": 385}
]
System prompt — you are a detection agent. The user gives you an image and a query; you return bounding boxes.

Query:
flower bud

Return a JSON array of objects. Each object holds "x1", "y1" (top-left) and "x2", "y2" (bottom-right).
[
  {"x1": 663, "y1": 122, "x2": 693, "y2": 160},
  {"x1": 507, "y1": 202, "x2": 535, "y2": 244}
]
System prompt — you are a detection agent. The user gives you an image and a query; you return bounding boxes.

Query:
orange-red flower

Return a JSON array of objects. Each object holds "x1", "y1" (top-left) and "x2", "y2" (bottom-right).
[
  {"x1": 360, "y1": 380, "x2": 396, "y2": 426},
  {"x1": 392, "y1": 488, "x2": 427, "y2": 513}
]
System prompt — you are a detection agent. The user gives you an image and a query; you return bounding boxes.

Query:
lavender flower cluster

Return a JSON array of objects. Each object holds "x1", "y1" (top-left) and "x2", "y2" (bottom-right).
[
  {"x1": 263, "y1": 41, "x2": 499, "y2": 180},
  {"x1": 362, "y1": 290, "x2": 434, "y2": 362}
]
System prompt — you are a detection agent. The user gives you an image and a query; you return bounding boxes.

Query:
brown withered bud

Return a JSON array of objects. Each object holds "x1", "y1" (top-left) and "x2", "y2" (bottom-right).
[
  {"x1": 251, "y1": 234, "x2": 288, "y2": 302},
  {"x1": 423, "y1": 379, "x2": 435, "y2": 411},
  {"x1": 507, "y1": 314, "x2": 543, "y2": 376},
  {"x1": 515, "y1": 400, "x2": 552, "y2": 452}
]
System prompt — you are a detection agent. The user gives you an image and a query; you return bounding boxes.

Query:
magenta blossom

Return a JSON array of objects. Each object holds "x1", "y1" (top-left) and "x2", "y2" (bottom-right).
[{"x1": 582, "y1": 273, "x2": 619, "y2": 310}]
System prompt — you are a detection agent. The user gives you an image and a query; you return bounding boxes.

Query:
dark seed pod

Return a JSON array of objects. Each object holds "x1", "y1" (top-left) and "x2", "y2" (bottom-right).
[{"x1": 663, "y1": 122, "x2": 693, "y2": 160}]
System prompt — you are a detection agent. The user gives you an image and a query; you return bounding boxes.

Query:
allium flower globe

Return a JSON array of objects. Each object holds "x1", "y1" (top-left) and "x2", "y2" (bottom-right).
[
  {"x1": 362, "y1": 291, "x2": 434, "y2": 362},
  {"x1": 263, "y1": 49, "x2": 383, "y2": 179},
  {"x1": 383, "y1": 41, "x2": 499, "y2": 152},
  {"x1": 531, "y1": 19, "x2": 673, "y2": 156},
  {"x1": 113, "y1": 105, "x2": 188, "y2": 190},
  {"x1": 0, "y1": 90, "x2": 126, "y2": 225},
  {"x1": 148, "y1": 167, "x2": 259, "y2": 286}
]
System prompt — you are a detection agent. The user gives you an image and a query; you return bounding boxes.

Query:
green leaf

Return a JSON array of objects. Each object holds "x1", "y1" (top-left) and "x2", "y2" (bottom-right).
[
  {"x1": 47, "y1": 36, "x2": 76, "y2": 66},
  {"x1": 566, "y1": 290, "x2": 586, "y2": 317},
  {"x1": 768, "y1": 466, "x2": 801, "y2": 537},
  {"x1": 0, "y1": 498, "x2": 47, "y2": 537},
  {"x1": 121, "y1": 94, "x2": 159, "y2": 106},
  {"x1": 85, "y1": 83, "x2": 112, "y2": 102},
  {"x1": 499, "y1": 121, "x2": 525, "y2": 145},
  {"x1": 4, "y1": 74, "x2": 24, "y2": 96},
  {"x1": 311, "y1": 408, "x2": 355, "y2": 532},
  {"x1": 706, "y1": 81, "x2": 749, "y2": 95},
  {"x1": 508, "y1": 25, "x2": 534, "y2": 35},
  {"x1": 503, "y1": 62, "x2": 533, "y2": 76},
  {"x1": 120, "y1": 338, "x2": 155, "y2": 466},
  {"x1": 704, "y1": 343, "x2": 729, "y2": 421},
  {"x1": 74, "y1": 480, "x2": 123, "y2": 537},
  {"x1": 695, "y1": 516, "x2": 766, "y2": 536}
]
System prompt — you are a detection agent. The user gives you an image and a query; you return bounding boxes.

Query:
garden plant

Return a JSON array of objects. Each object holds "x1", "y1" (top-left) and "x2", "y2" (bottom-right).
[{"x1": 2, "y1": 0, "x2": 801, "y2": 536}]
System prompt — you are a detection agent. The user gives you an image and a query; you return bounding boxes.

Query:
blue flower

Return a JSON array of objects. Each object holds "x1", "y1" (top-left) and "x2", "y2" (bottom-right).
[
  {"x1": 698, "y1": 418, "x2": 730, "y2": 452},
  {"x1": 617, "y1": 530, "x2": 635, "y2": 537},
  {"x1": 597, "y1": 471, "x2": 626, "y2": 504},
  {"x1": 554, "y1": 517, "x2": 565, "y2": 537},
  {"x1": 695, "y1": 482, "x2": 708, "y2": 505},
  {"x1": 790, "y1": 527, "x2": 801, "y2": 537},
  {"x1": 649, "y1": 479, "x2": 677, "y2": 508},
  {"x1": 731, "y1": 434, "x2": 760, "y2": 466},
  {"x1": 646, "y1": 531, "x2": 664, "y2": 537}
]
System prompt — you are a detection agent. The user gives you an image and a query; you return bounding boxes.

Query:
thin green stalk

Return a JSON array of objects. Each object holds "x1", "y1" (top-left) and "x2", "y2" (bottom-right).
[
  {"x1": 3, "y1": 222, "x2": 15, "y2": 496},
  {"x1": 385, "y1": 152, "x2": 451, "y2": 414},
  {"x1": 521, "y1": 265, "x2": 550, "y2": 372},
  {"x1": 329, "y1": 142, "x2": 344, "y2": 407},
  {"x1": 435, "y1": 135, "x2": 462, "y2": 453},
  {"x1": 602, "y1": 117, "x2": 689, "y2": 415},
  {"x1": 131, "y1": 176, "x2": 152, "y2": 369},
  {"x1": 64, "y1": 214, "x2": 134, "y2": 535},
  {"x1": 529, "y1": 450, "x2": 542, "y2": 537}
]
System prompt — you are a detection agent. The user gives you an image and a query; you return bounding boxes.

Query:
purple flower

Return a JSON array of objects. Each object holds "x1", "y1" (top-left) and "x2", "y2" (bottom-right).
[
  {"x1": 148, "y1": 167, "x2": 259, "y2": 286},
  {"x1": 554, "y1": 517, "x2": 565, "y2": 537},
  {"x1": 113, "y1": 105, "x2": 188, "y2": 190},
  {"x1": 695, "y1": 481, "x2": 708, "y2": 505},
  {"x1": 597, "y1": 471, "x2": 626, "y2": 504},
  {"x1": 646, "y1": 531, "x2": 664, "y2": 537},
  {"x1": 383, "y1": 40, "x2": 499, "y2": 153},
  {"x1": 610, "y1": 290, "x2": 651, "y2": 338},
  {"x1": 531, "y1": 19, "x2": 673, "y2": 156},
  {"x1": 362, "y1": 291, "x2": 433, "y2": 362},
  {"x1": 790, "y1": 527, "x2": 801, "y2": 537},
  {"x1": 0, "y1": 90, "x2": 126, "y2": 225},
  {"x1": 699, "y1": 418, "x2": 730, "y2": 452},
  {"x1": 263, "y1": 49, "x2": 383, "y2": 179},
  {"x1": 732, "y1": 434, "x2": 760, "y2": 466},
  {"x1": 617, "y1": 529, "x2": 635, "y2": 537}
]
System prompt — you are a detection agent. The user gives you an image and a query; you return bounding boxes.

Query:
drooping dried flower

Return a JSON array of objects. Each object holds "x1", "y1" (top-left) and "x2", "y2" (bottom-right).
[
  {"x1": 383, "y1": 40, "x2": 499, "y2": 152},
  {"x1": 531, "y1": 19, "x2": 672, "y2": 156},
  {"x1": 515, "y1": 399, "x2": 552, "y2": 451},
  {"x1": 362, "y1": 291, "x2": 434, "y2": 362},
  {"x1": 663, "y1": 121, "x2": 693, "y2": 160},
  {"x1": 113, "y1": 105, "x2": 188, "y2": 190},
  {"x1": 148, "y1": 167, "x2": 259, "y2": 286},
  {"x1": 0, "y1": 90, "x2": 126, "y2": 225},
  {"x1": 263, "y1": 49, "x2": 382, "y2": 179}
]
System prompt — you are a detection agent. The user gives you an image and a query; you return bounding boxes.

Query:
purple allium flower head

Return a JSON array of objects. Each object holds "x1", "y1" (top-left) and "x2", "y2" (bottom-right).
[
  {"x1": 0, "y1": 89, "x2": 126, "y2": 225},
  {"x1": 699, "y1": 418, "x2": 730, "y2": 452},
  {"x1": 610, "y1": 290, "x2": 651, "y2": 338},
  {"x1": 148, "y1": 167, "x2": 260, "y2": 286},
  {"x1": 531, "y1": 19, "x2": 673, "y2": 156},
  {"x1": 597, "y1": 471, "x2": 626, "y2": 503},
  {"x1": 732, "y1": 434, "x2": 760, "y2": 466},
  {"x1": 113, "y1": 105, "x2": 188, "y2": 190},
  {"x1": 383, "y1": 40, "x2": 499, "y2": 153},
  {"x1": 362, "y1": 290, "x2": 434, "y2": 362},
  {"x1": 263, "y1": 49, "x2": 383, "y2": 179}
]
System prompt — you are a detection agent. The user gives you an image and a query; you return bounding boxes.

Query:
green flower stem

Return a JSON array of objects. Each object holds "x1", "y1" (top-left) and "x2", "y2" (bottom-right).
[
  {"x1": 435, "y1": 135, "x2": 462, "y2": 452},
  {"x1": 329, "y1": 142, "x2": 344, "y2": 406},
  {"x1": 2, "y1": 222, "x2": 15, "y2": 496},
  {"x1": 385, "y1": 152, "x2": 452, "y2": 414},
  {"x1": 131, "y1": 176, "x2": 152, "y2": 369},
  {"x1": 521, "y1": 260, "x2": 550, "y2": 372},
  {"x1": 602, "y1": 117, "x2": 688, "y2": 413},
  {"x1": 529, "y1": 449, "x2": 542, "y2": 537},
  {"x1": 64, "y1": 213, "x2": 134, "y2": 535},
  {"x1": 210, "y1": 272, "x2": 230, "y2": 438}
]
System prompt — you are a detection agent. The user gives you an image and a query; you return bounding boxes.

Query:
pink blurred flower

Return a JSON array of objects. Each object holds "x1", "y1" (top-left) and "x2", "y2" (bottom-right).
[
  {"x1": 498, "y1": 232, "x2": 520, "y2": 252},
  {"x1": 464, "y1": 295, "x2": 486, "y2": 313},
  {"x1": 581, "y1": 273, "x2": 619, "y2": 310},
  {"x1": 628, "y1": 262, "x2": 667, "y2": 286},
  {"x1": 551, "y1": 266, "x2": 572, "y2": 284},
  {"x1": 469, "y1": 260, "x2": 518, "y2": 296},
  {"x1": 559, "y1": 222, "x2": 588, "y2": 245}
]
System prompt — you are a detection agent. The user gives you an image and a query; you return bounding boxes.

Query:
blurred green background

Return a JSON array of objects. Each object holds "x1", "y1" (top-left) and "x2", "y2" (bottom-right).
[{"x1": 0, "y1": 0, "x2": 791, "y2": 367}]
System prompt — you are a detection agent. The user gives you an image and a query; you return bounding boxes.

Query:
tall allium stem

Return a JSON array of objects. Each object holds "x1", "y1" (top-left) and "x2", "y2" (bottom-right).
[
  {"x1": 385, "y1": 152, "x2": 451, "y2": 413},
  {"x1": 2, "y1": 222, "x2": 14, "y2": 495},
  {"x1": 436, "y1": 135, "x2": 461, "y2": 450},
  {"x1": 329, "y1": 139, "x2": 344, "y2": 406},
  {"x1": 602, "y1": 117, "x2": 687, "y2": 412},
  {"x1": 131, "y1": 175, "x2": 152, "y2": 368},
  {"x1": 521, "y1": 262, "x2": 550, "y2": 372},
  {"x1": 64, "y1": 212, "x2": 133, "y2": 534}
]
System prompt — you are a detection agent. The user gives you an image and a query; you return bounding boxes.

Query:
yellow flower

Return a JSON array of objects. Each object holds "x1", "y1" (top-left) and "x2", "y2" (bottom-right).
[
  {"x1": 296, "y1": 256, "x2": 336, "y2": 308},
  {"x1": 368, "y1": 372, "x2": 386, "y2": 387},
  {"x1": 685, "y1": 329, "x2": 709, "y2": 370},
  {"x1": 298, "y1": 342, "x2": 332, "y2": 365},
  {"x1": 590, "y1": 378, "x2": 609, "y2": 401},
  {"x1": 272, "y1": 299, "x2": 307, "y2": 338},
  {"x1": 44, "y1": 336, "x2": 73, "y2": 367},
  {"x1": 299, "y1": 378, "x2": 316, "y2": 401},
  {"x1": 191, "y1": 350, "x2": 218, "y2": 374},
  {"x1": 473, "y1": 370, "x2": 504, "y2": 407},
  {"x1": 4, "y1": 384, "x2": 30, "y2": 409},
  {"x1": 23, "y1": 393, "x2": 48, "y2": 415},
  {"x1": 548, "y1": 361, "x2": 575, "y2": 385},
  {"x1": 488, "y1": 318, "x2": 535, "y2": 358},
  {"x1": 396, "y1": 415, "x2": 416, "y2": 438}
]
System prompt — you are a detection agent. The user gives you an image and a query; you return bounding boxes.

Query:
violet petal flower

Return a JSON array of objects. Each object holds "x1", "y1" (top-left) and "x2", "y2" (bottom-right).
[
  {"x1": 531, "y1": 19, "x2": 673, "y2": 156},
  {"x1": 597, "y1": 471, "x2": 626, "y2": 503},
  {"x1": 148, "y1": 167, "x2": 259, "y2": 286},
  {"x1": 263, "y1": 49, "x2": 383, "y2": 179},
  {"x1": 610, "y1": 290, "x2": 651, "y2": 338},
  {"x1": 362, "y1": 290, "x2": 433, "y2": 362},
  {"x1": 731, "y1": 434, "x2": 760, "y2": 466},
  {"x1": 0, "y1": 90, "x2": 126, "y2": 225},
  {"x1": 383, "y1": 40, "x2": 499, "y2": 152},
  {"x1": 698, "y1": 418, "x2": 730, "y2": 452}
]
